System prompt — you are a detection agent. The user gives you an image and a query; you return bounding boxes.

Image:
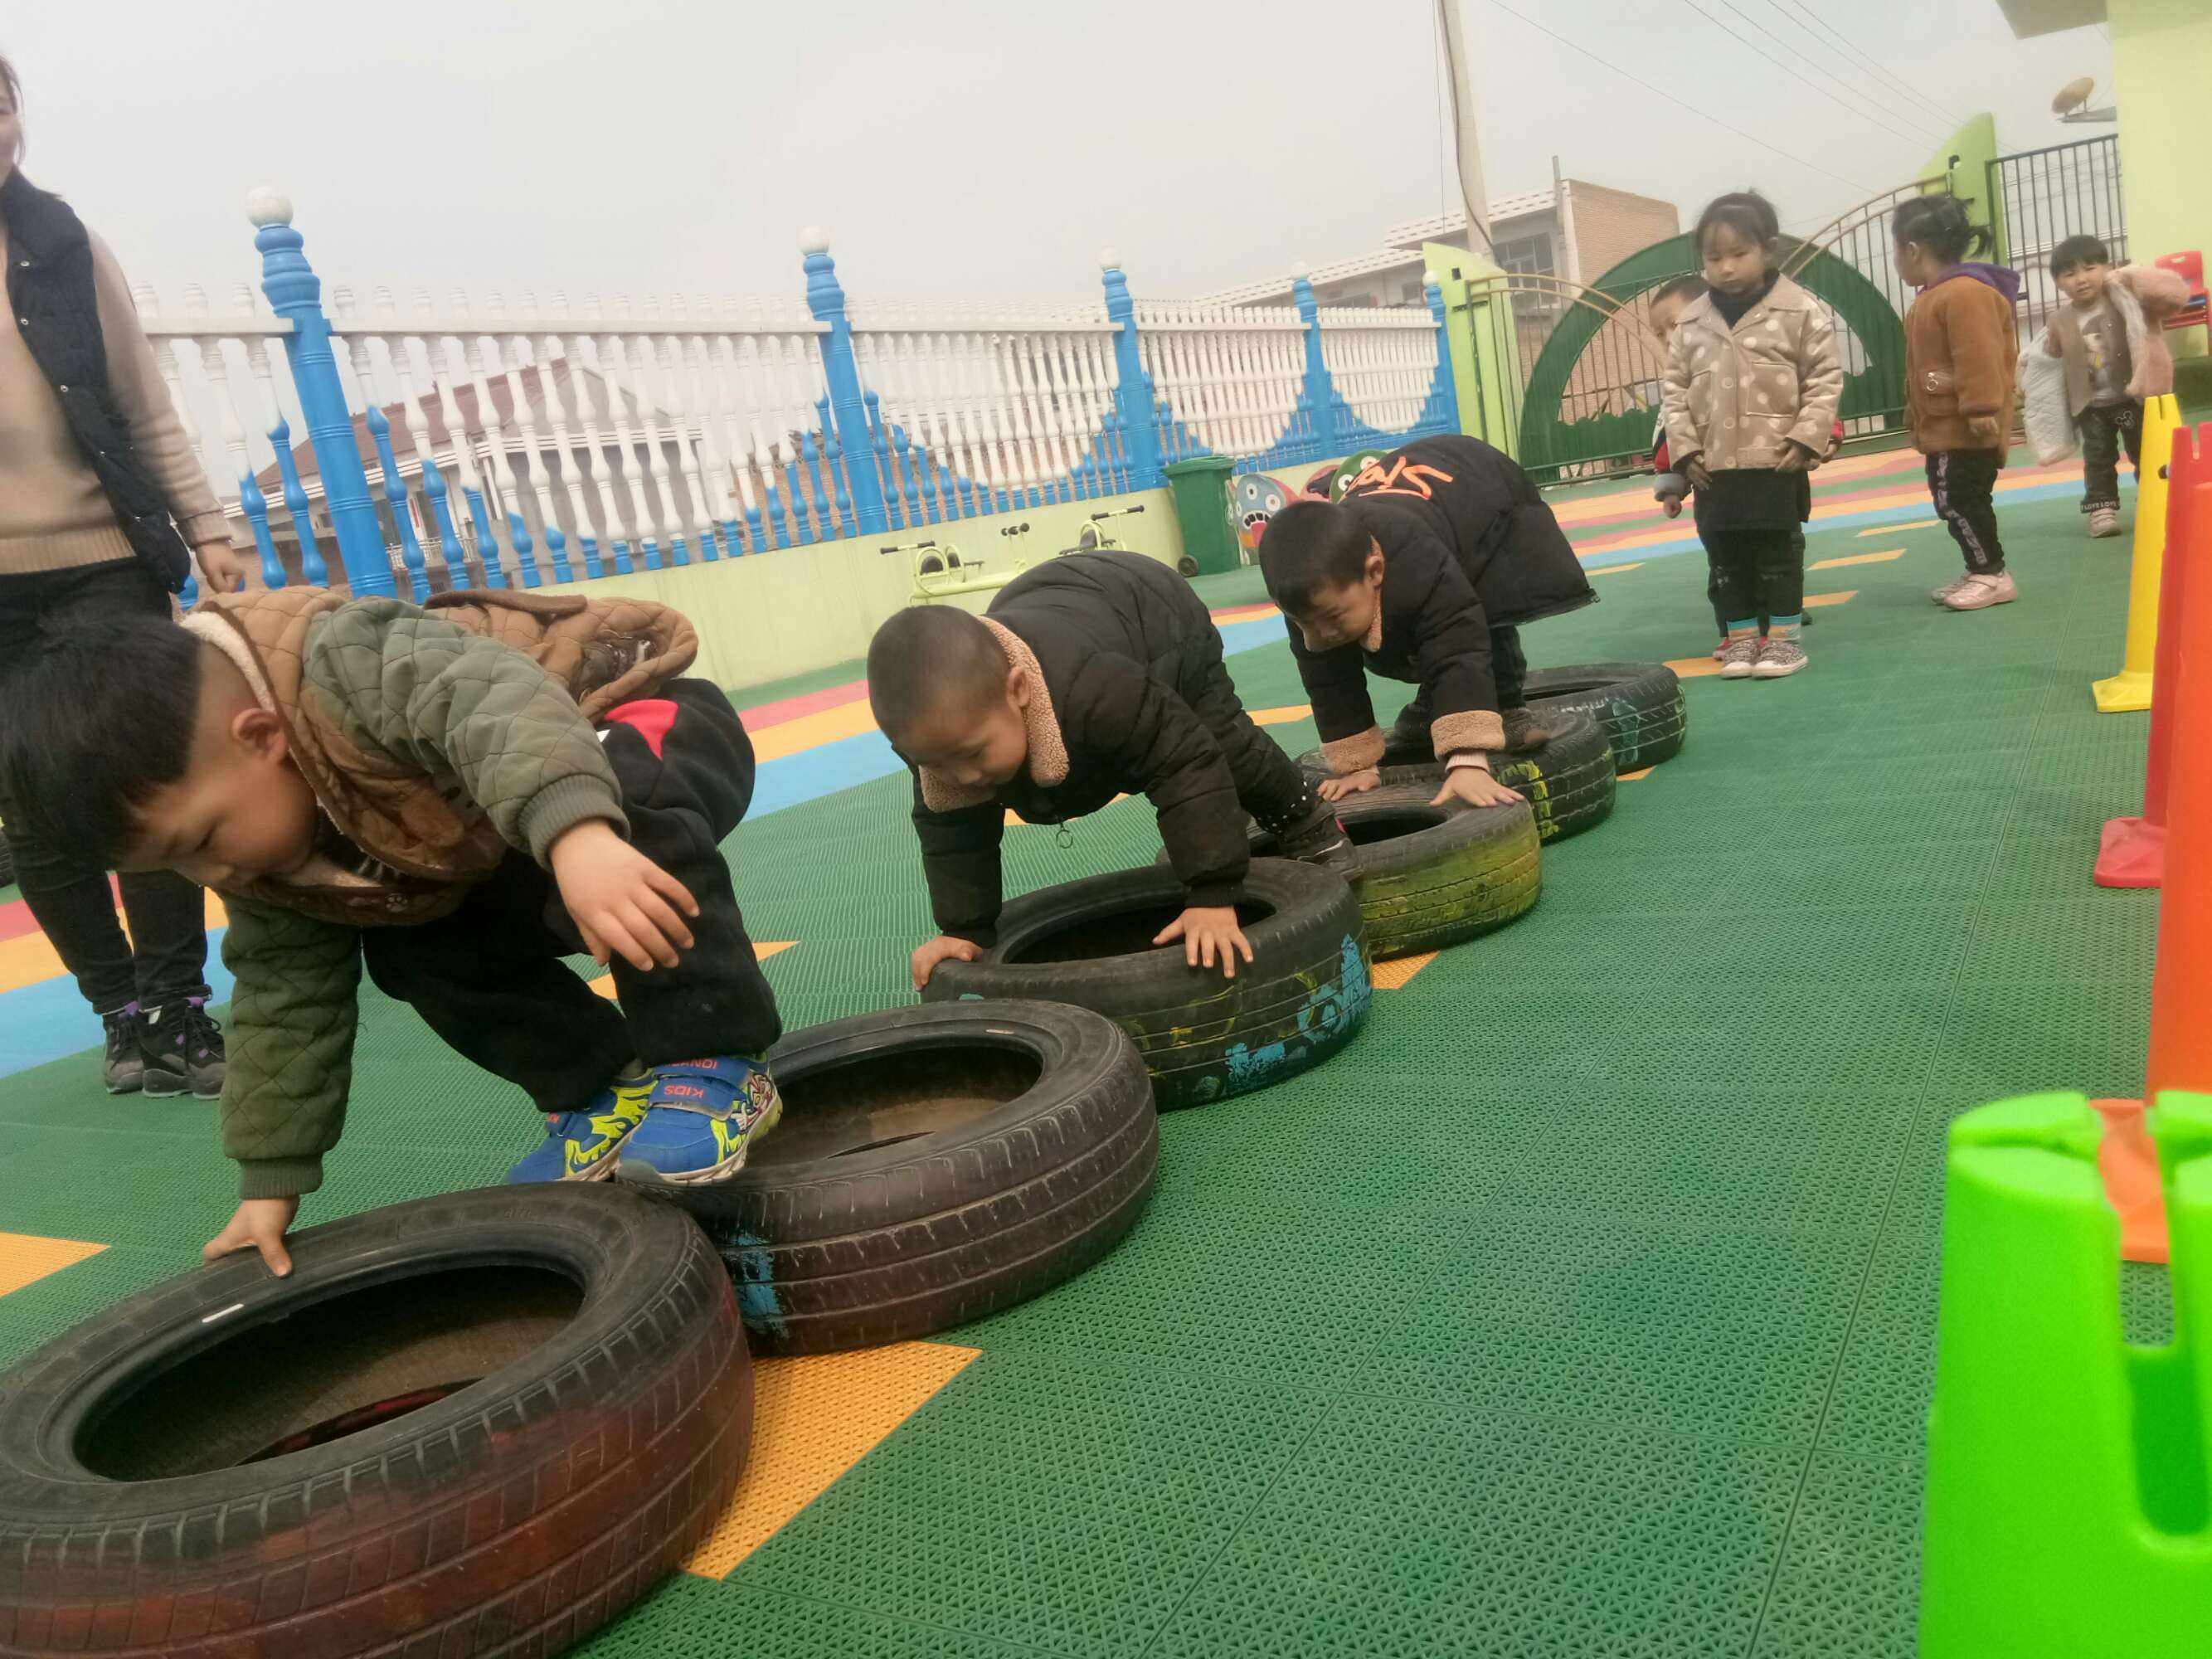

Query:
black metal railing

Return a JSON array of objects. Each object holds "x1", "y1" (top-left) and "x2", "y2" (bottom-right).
[{"x1": 1988, "y1": 135, "x2": 2127, "y2": 342}]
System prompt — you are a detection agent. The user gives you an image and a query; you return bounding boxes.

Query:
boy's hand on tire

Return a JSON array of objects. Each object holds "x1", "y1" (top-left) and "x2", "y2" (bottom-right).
[
  {"x1": 912, "y1": 934, "x2": 983, "y2": 990},
  {"x1": 550, "y1": 820, "x2": 698, "y2": 971},
  {"x1": 1154, "y1": 905, "x2": 1254, "y2": 979},
  {"x1": 205, "y1": 1197, "x2": 300, "y2": 1277},
  {"x1": 1318, "y1": 766, "x2": 1381, "y2": 801},
  {"x1": 1432, "y1": 766, "x2": 1524, "y2": 810}
]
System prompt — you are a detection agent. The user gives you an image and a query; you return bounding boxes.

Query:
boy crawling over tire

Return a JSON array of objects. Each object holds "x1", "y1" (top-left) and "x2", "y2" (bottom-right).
[
  {"x1": 1262, "y1": 435, "x2": 1596, "y2": 809},
  {"x1": 870, "y1": 551, "x2": 1352, "y2": 986},
  {"x1": 0, "y1": 588, "x2": 785, "y2": 1277}
]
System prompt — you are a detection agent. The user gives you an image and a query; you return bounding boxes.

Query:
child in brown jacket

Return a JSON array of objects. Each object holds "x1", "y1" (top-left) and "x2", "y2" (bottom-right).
[
  {"x1": 1661, "y1": 191, "x2": 1843, "y2": 681},
  {"x1": 1895, "y1": 196, "x2": 2023, "y2": 612}
]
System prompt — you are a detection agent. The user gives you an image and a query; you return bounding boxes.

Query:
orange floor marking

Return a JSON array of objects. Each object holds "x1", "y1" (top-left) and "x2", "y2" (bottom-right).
[
  {"x1": 1619, "y1": 767, "x2": 1654, "y2": 781},
  {"x1": 1803, "y1": 589, "x2": 1858, "y2": 608},
  {"x1": 685, "y1": 1340, "x2": 982, "y2": 1578},
  {"x1": 1371, "y1": 951, "x2": 1438, "y2": 989},
  {"x1": 1249, "y1": 705, "x2": 1313, "y2": 727},
  {"x1": 1860, "y1": 519, "x2": 1941, "y2": 535},
  {"x1": 591, "y1": 941, "x2": 795, "y2": 1000},
  {"x1": 1665, "y1": 655, "x2": 1724, "y2": 679},
  {"x1": 1811, "y1": 547, "x2": 1903, "y2": 571},
  {"x1": 1588, "y1": 562, "x2": 1644, "y2": 577},
  {"x1": 0, "y1": 1233, "x2": 106, "y2": 1298}
]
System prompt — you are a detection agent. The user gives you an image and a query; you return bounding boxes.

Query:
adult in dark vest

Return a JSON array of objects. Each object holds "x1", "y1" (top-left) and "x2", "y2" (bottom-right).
[{"x1": 0, "y1": 53, "x2": 246, "y2": 1096}]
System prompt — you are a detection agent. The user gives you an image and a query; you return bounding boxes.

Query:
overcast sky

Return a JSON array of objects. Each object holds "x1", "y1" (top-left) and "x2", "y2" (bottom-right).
[{"x1": 11, "y1": 0, "x2": 2112, "y2": 311}]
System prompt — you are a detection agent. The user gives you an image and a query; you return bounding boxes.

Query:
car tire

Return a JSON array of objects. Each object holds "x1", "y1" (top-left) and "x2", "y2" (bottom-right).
[
  {"x1": 926, "y1": 859, "x2": 1370, "y2": 1111},
  {"x1": 1266, "y1": 786, "x2": 1539, "y2": 959},
  {"x1": 1298, "y1": 708, "x2": 1617, "y2": 843},
  {"x1": 0, "y1": 1183, "x2": 749, "y2": 1658},
  {"x1": 1522, "y1": 661, "x2": 1686, "y2": 772},
  {"x1": 662, "y1": 1001, "x2": 1157, "y2": 1357}
]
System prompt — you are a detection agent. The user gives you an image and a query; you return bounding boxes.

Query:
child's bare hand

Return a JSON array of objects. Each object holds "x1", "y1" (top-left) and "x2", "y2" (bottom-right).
[
  {"x1": 1154, "y1": 905, "x2": 1254, "y2": 978},
  {"x1": 1318, "y1": 766, "x2": 1382, "y2": 801},
  {"x1": 1684, "y1": 455, "x2": 1713, "y2": 490},
  {"x1": 1775, "y1": 441, "x2": 1815, "y2": 474},
  {"x1": 1662, "y1": 496, "x2": 1685, "y2": 519},
  {"x1": 912, "y1": 934, "x2": 983, "y2": 990},
  {"x1": 1432, "y1": 765, "x2": 1524, "y2": 810},
  {"x1": 550, "y1": 820, "x2": 698, "y2": 971},
  {"x1": 1966, "y1": 414, "x2": 2003, "y2": 445},
  {"x1": 205, "y1": 1197, "x2": 300, "y2": 1277}
]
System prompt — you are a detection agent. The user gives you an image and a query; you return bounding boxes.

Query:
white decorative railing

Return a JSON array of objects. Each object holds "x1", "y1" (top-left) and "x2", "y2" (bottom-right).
[
  {"x1": 145, "y1": 197, "x2": 1457, "y2": 600},
  {"x1": 1317, "y1": 307, "x2": 1444, "y2": 436},
  {"x1": 1135, "y1": 302, "x2": 1310, "y2": 465}
]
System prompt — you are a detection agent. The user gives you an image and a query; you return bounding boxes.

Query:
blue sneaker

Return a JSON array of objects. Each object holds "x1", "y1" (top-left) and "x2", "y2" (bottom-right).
[
  {"x1": 616, "y1": 1055, "x2": 781, "y2": 1187},
  {"x1": 504, "y1": 1071, "x2": 652, "y2": 1184}
]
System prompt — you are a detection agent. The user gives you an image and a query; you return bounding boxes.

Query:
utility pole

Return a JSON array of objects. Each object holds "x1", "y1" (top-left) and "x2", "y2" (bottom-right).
[{"x1": 1436, "y1": 0, "x2": 1492, "y2": 258}]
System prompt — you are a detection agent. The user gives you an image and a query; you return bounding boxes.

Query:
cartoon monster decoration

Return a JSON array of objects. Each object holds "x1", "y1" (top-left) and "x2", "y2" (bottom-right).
[{"x1": 1233, "y1": 472, "x2": 1292, "y2": 559}]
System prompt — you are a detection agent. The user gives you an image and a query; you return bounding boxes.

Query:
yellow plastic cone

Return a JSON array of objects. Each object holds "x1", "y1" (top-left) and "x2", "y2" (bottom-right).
[{"x1": 2093, "y1": 392, "x2": 2182, "y2": 713}]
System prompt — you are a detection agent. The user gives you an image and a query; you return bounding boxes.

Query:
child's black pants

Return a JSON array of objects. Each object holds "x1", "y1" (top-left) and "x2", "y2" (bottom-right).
[
  {"x1": 361, "y1": 678, "x2": 783, "y2": 1113},
  {"x1": 1177, "y1": 639, "x2": 1316, "y2": 829},
  {"x1": 1928, "y1": 451, "x2": 2008, "y2": 575},
  {"x1": 2080, "y1": 401, "x2": 2144, "y2": 513}
]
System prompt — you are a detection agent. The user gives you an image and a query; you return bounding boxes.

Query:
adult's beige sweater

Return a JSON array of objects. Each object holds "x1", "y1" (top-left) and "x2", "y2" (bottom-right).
[{"x1": 0, "y1": 221, "x2": 226, "y2": 576}]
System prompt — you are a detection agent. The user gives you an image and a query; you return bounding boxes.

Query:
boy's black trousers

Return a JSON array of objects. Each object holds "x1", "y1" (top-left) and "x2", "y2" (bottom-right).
[{"x1": 361, "y1": 678, "x2": 783, "y2": 1113}]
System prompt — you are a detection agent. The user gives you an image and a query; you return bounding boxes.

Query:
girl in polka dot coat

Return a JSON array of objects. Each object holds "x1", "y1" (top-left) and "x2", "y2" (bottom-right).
[{"x1": 1662, "y1": 191, "x2": 1843, "y2": 680}]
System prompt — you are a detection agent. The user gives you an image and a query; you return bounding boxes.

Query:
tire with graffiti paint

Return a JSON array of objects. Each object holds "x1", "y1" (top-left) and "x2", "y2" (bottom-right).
[
  {"x1": 1268, "y1": 787, "x2": 1539, "y2": 959},
  {"x1": 1522, "y1": 661, "x2": 1685, "y2": 772},
  {"x1": 925, "y1": 859, "x2": 1371, "y2": 1112},
  {"x1": 1153, "y1": 789, "x2": 1542, "y2": 960},
  {"x1": 0, "y1": 1183, "x2": 749, "y2": 1658},
  {"x1": 1296, "y1": 708, "x2": 1617, "y2": 844},
  {"x1": 665, "y1": 1002, "x2": 1155, "y2": 1356}
]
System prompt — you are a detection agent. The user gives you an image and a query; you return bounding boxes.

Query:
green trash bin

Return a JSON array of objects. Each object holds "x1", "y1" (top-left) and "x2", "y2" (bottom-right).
[{"x1": 1164, "y1": 455, "x2": 1241, "y2": 577}]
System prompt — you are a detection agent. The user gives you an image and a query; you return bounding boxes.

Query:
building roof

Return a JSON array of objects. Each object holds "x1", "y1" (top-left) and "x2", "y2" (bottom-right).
[
  {"x1": 1198, "y1": 189, "x2": 1568, "y2": 306},
  {"x1": 1380, "y1": 191, "x2": 1558, "y2": 248}
]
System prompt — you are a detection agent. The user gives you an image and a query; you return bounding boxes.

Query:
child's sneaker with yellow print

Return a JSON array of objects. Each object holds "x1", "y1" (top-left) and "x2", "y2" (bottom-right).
[
  {"x1": 504, "y1": 1069, "x2": 652, "y2": 1184},
  {"x1": 617, "y1": 1055, "x2": 782, "y2": 1187}
]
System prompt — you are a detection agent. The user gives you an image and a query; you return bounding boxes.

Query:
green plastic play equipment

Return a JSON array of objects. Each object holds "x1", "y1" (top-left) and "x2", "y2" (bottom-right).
[{"x1": 1920, "y1": 1089, "x2": 2212, "y2": 1656}]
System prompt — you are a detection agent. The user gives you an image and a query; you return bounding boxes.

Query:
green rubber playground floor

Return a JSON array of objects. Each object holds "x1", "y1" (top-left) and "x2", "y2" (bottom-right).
[{"x1": 0, "y1": 486, "x2": 2159, "y2": 1657}]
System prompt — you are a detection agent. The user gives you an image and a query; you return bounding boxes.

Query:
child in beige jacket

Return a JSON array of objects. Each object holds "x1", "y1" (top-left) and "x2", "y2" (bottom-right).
[{"x1": 1662, "y1": 191, "x2": 1843, "y2": 680}]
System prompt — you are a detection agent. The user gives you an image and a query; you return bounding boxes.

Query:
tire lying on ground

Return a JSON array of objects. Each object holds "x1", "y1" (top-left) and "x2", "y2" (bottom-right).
[
  {"x1": 1268, "y1": 787, "x2": 1540, "y2": 959},
  {"x1": 1298, "y1": 708, "x2": 1618, "y2": 844},
  {"x1": 1522, "y1": 661, "x2": 1686, "y2": 772},
  {"x1": 926, "y1": 859, "x2": 1370, "y2": 1111},
  {"x1": 663, "y1": 1001, "x2": 1157, "y2": 1356},
  {"x1": 1155, "y1": 788, "x2": 1541, "y2": 960},
  {"x1": 0, "y1": 1184, "x2": 748, "y2": 1659}
]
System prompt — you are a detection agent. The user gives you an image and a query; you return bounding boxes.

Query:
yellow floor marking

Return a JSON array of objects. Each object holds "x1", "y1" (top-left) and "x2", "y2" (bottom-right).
[
  {"x1": 1588, "y1": 562, "x2": 1644, "y2": 577},
  {"x1": 0, "y1": 888, "x2": 233, "y2": 995},
  {"x1": 750, "y1": 701, "x2": 879, "y2": 763},
  {"x1": 1371, "y1": 951, "x2": 1438, "y2": 989},
  {"x1": 1861, "y1": 518, "x2": 1942, "y2": 535},
  {"x1": 1665, "y1": 655, "x2": 1724, "y2": 679},
  {"x1": 685, "y1": 1341, "x2": 981, "y2": 1578},
  {"x1": 1811, "y1": 547, "x2": 1903, "y2": 570},
  {"x1": 1619, "y1": 767, "x2": 1655, "y2": 781},
  {"x1": 0, "y1": 1233, "x2": 106, "y2": 1299},
  {"x1": 1803, "y1": 589, "x2": 1858, "y2": 609},
  {"x1": 591, "y1": 941, "x2": 795, "y2": 1000},
  {"x1": 1249, "y1": 705, "x2": 1312, "y2": 727}
]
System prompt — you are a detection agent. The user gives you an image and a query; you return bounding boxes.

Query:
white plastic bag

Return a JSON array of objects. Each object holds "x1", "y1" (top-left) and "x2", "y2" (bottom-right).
[{"x1": 2019, "y1": 343, "x2": 2076, "y2": 465}]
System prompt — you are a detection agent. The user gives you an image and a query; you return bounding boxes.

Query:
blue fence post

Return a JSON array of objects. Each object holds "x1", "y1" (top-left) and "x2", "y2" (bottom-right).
[
  {"x1": 248, "y1": 189, "x2": 392, "y2": 596},
  {"x1": 1101, "y1": 251, "x2": 1165, "y2": 490},
  {"x1": 799, "y1": 231, "x2": 888, "y2": 536},
  {"x1": 1293, "y1": 265, "x2": 1338, "y2": 462},
  {"x1": 1422, "y1": 269, "x2": 1457, "y2": 436}
]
